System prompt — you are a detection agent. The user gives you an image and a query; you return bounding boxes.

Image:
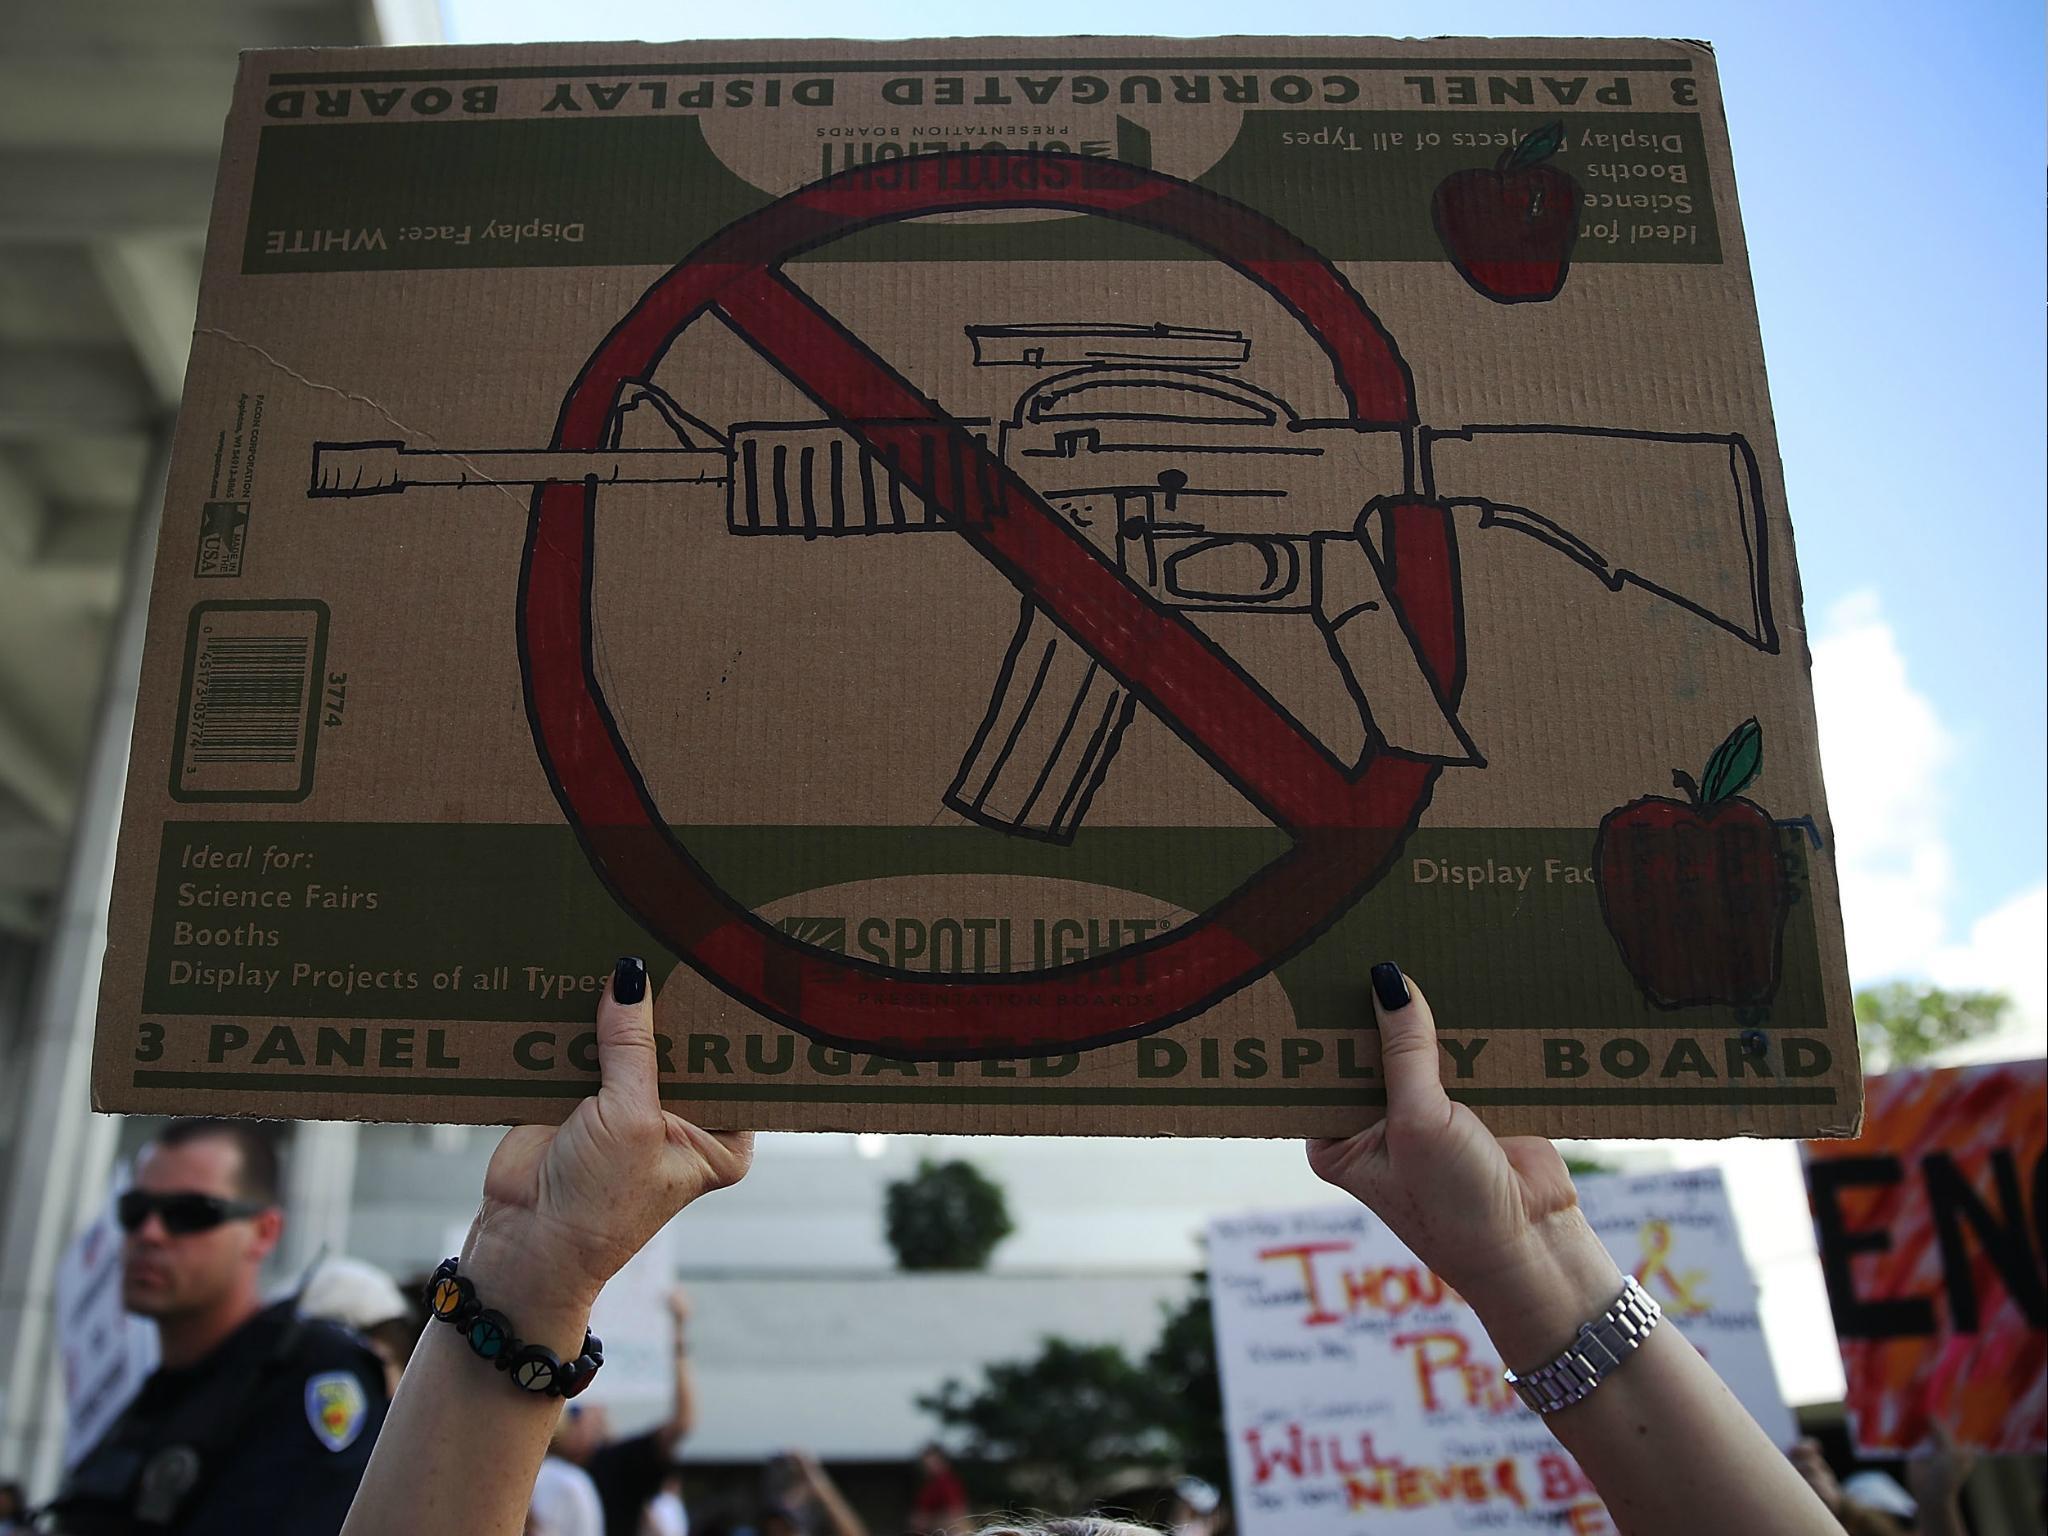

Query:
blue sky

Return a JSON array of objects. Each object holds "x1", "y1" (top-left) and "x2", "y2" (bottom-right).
[{"x1": 445, "y1": 0, "x2": 2047, "y2": 1024}]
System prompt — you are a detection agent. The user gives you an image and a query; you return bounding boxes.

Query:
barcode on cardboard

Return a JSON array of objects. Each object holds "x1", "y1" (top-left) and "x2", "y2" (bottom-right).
[{"x1": 170, "y1": 601, "x2": 328, "y2": 802}]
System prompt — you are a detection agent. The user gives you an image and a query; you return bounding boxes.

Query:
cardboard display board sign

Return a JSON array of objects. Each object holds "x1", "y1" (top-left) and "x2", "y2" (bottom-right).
[
  {"x1": 94, "y1": 37, "x2": 1859, "y2": 1136},
  {"x1": 1209, "y1": 1170, "x2": 1792, "y2": 1536},
  {"x1": 1803, "y1": 1060, "x2": 2046, "y2": 1456}
]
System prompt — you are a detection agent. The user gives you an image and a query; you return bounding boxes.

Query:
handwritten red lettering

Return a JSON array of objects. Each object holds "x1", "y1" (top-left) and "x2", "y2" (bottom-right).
[
  {"x1": 1564, "y1": 1499, "x2": 1616, "y2": 1533},
  {"x1": 1343, "y1": 1451, "x2": 1528, "y2": 1511},
  {"x1": 1242, "y1": 1423, "x2": 1386, "y2": 1484},
  {"x1": 1256, "y1": 1243, "x2": 1465, "y2": 1325},
  {"x1": 1341, "y1": 1262, "x2": 1450, "y2": 1316},
  {"x1": 1392, "y1": 1328, "x2": 1519, "y2": 1413},
  {"x1": 1539, "y1": 1453, "x2": 1598, "y2": 1502},
  {"x1": 1256, "y1": 1242, "x2": 1351, "y2": 1325}
]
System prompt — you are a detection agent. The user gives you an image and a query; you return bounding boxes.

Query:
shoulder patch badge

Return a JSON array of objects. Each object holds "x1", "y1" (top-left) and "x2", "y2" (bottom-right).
[{"x1": 305, "y1": 1370, "x2": 368, "y2": 1452}]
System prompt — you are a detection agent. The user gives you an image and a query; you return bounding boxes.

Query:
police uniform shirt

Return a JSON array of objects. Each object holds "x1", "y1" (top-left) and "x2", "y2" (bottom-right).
[{"x1": 52, "y1": 1300, "x2": 386, "y2": 1535}]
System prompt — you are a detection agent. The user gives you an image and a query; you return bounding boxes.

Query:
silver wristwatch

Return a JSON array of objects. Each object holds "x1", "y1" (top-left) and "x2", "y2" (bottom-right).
[{"x1": 1503, "y1": 1274, "x2": 1663, "y2": 1414}]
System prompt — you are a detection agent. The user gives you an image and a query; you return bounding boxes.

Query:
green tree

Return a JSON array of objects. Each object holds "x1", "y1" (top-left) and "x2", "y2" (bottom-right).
[
  {"x1": 919, "y1": 1273, "x2": 1233, "y2": 1511},
  {"x1": 884, "y1": 1158, "x2": 1015, "y2": 1270},
  {"x1": 1144, "y1": 1273, "x2": 1230, "y2": 1495},
  {"x1": 1853, "y1": 983, "x2": 2011, "y2": 1070},
  {"x1": 919, "y1": 1338, "x2": 1171, "y2": 1509}
]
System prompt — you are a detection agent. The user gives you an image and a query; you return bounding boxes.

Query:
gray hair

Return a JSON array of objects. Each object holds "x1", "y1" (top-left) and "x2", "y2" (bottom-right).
[{"x1": 977, "y1": 1520, "x2": 1161, "y2": 1536}]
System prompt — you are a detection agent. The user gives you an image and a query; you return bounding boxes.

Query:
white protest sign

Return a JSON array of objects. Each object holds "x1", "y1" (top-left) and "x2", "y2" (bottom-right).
[
  {"x1": 1577, "y1": 1168, "x2": 1794, "y2": 1447},
  {"x1": 57, "y1": 1168, "x2": 159, "y2": 1464},
  {"x1": 1208, "y1": 1168, "x2": 1792, "y2": 1536},
  {"x1": 583, "y1": 1218, "x2": 680, "y2": 1408}
]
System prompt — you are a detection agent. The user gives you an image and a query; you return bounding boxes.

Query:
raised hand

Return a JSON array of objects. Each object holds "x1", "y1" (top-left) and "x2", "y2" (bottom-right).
[
  {"x1": 1307, "y1": 963, "x2": 1606, "y2": 1328},
  {"x1": 467, "y1": 957, "x2": 752, "y2": 1321},
  {"x1": 342, "y1": 959, "x2": 753, "y2": 1536},
  {"x1": 1306, "y1": 964, "x2": 1842, "y2": 1536}
]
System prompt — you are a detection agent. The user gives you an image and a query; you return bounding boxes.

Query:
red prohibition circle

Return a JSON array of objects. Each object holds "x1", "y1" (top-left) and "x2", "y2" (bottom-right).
[{"x1": 518, "y1": 150, "x2": 1463, "y2": 1060}]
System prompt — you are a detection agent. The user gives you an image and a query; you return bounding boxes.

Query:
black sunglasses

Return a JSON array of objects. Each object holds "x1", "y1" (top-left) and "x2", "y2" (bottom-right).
[{"x1": 116, "y1": 1190, "x2": 270, "y2": 1236}]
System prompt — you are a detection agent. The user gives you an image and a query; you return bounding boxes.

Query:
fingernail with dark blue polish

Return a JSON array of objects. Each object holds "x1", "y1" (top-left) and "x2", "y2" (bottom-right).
[
  {"x1": 1370, "y1": 962, "x2": 1410, "y2": 1012},
  {"x1": 613, "y1": 956, "x2": 647, "y2": 1005}
]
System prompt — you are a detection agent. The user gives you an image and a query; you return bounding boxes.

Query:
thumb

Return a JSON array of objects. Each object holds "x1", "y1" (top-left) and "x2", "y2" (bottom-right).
[
  {"x1": 1372, "y1": 962, "x2": 1448, "y2": 1118},
  {"x1": 596, "y1": 955, "x2": 661, "y2": 1117}
]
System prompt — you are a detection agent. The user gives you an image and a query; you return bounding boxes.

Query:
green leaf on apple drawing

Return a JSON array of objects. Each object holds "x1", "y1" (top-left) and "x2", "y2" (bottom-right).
[
  {"x1": 1673, "y1": 718, "x2": 1764, "y2": 805},
  {"x1": 1500, "y1": 119, "x2": 1567, "y2": 174}
]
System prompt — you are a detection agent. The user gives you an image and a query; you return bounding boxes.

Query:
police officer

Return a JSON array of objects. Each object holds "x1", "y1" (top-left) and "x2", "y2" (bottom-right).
[{"x1": 45, "y1": 1119, "x2": 387, "y2": 1534}]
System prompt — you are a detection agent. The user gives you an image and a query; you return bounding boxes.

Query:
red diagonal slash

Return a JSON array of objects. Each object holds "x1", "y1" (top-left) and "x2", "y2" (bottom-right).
[{"x1": 519, "y1": 151, "x2": 1464, "y2": 1059}]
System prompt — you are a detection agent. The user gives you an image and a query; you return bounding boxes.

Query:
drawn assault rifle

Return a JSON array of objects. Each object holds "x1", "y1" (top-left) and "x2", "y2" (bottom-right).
[{"x1": 308, "y1": 323, "x2": 1776, "y2": 842}]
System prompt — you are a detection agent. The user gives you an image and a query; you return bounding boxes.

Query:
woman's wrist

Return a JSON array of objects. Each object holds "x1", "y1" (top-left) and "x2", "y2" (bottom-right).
[
  {"x1": 458, "y1": 1213, "x2": 603, "y2": 1358},
  {"x1": 1455, "y1": 1207, "x2": 1627, "y2": 1370}
]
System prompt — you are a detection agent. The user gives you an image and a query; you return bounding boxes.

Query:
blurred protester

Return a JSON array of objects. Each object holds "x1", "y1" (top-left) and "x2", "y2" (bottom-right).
[
  {"x1": 47, "y1": 1118, "x2": 386, "y2": 1534},
  {"x1": 1838, "y1": 1470, "x2": 1917, "y2": 1530},
  {"x1": 1789, "y1": 1428, "x2": 1977, "y2": 1536},
  {"x1": 778, "y1": 1453, "x2": 866, "y2": 1536},
  {"x1": 337, "y1": 956, "x2": 1844, "y2": 1535},
  {"x1": 302, "y1": 1255, "x2": 424, "y2": 1396},
  {"x1": 550, "y1": 1287, "x2": 699, "y2": 1534},
  {"x1": 1164, "y1": 1478, "x2": 1220, "y2": 1536},
  {"x1": 1902, "y1": 1424, "x2": 1975, "y2": 1536},
  {"x1": 639, "y1": 1469, "x2": 688, "y2": 1536},
  {"x1": 529, "y1": 1444, "x2": 604, "y2": 1536},
  {"x1": 1789, "y1": 1440, "x2": 1909, "y2": 1536},
  {"x1": 0, "y1": 1482, "x2": 29, "y2": 1534},
  {"x1": 908, "y1": 1445, "x2": 968, "y2": 1536},
  {"x1": 759, "y1": 1449, "x2": 808, "y2": 1532}
]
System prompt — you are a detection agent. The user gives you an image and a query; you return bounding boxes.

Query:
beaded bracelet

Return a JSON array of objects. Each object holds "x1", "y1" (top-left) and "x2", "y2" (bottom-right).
[{"x1": 424, "y1": 1257, "x2": 605, "y2": 1398}]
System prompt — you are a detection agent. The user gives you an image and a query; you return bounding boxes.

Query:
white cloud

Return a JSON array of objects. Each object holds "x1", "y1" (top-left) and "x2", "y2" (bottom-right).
[
  {"x1": 1929, "y1": 882, "x2": 2048, "y2": 1059},
  {"x1": 1810, "y1": 590, "x2": 2045, "y2": 1050},
  {"x1": 1810, "y1": 590, "x2": 1958, "y2": 979}
]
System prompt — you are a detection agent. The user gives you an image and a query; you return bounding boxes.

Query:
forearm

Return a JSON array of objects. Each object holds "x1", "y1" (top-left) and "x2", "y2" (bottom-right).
[
  {"x1": 806, "y1": 1467, "x2": 870, "y2": 1536},
  {"x1": 342, "y1": 1233, "x2": 594, "y2": 1536},
  {"x1": 1465, "y1": 1213, "x2": 1839, "y2": 1536},
  {"x1": 661, "y1": 1322, "x2": 697, "y2": 1448}
]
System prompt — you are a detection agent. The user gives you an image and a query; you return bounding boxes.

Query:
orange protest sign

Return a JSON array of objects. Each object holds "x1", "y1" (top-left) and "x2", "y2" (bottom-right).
[{"x1": 1804, "y1": 1059, "x2": 2046, "y2": 1455}]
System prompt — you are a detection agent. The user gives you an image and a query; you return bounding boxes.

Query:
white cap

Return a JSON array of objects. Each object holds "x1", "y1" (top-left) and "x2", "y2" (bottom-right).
[
  {"x1": 301, "y1": 1256, "x2": 410, "y2": 1332},
  {"x1": 1841, "y1": 1471, "x2": 1918, "y2": 1519}
]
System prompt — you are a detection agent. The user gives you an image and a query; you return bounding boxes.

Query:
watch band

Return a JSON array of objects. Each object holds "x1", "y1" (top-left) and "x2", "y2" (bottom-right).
[{"x1": 1503, "y1": 1274, "x2": 1663, "y2": 1414}]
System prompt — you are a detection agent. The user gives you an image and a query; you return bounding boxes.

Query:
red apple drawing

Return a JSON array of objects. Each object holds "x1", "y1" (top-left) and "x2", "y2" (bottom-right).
[
  {"x1": 1593, "y1": 719, "x2": 1793, "y2": 1010},
  {"x1": 1431, "y1": 120, "x2": 1582, "y2": 304}
]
